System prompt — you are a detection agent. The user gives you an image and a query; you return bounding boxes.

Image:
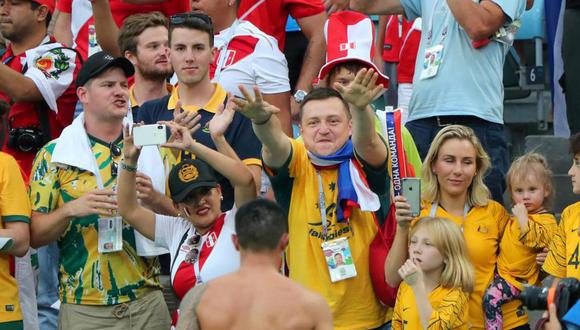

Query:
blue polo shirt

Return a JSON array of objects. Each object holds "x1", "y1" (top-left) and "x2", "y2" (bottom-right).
[{"x1": 137, "y1": 84, "x2": 262, "y2": 210}]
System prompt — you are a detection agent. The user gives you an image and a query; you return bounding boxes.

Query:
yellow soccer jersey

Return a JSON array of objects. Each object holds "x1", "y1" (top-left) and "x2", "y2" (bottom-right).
[
  {"x1": 543, "y1": 202, "x2": 580, "y2": 278},
  {"x1": 268, "y1": 139, "x2": 389, "y2": 330},
  {"x1": 0, "y1": 152, "x2": 30, "y2": 324},
  {"x1": 497, "y1": 213, "x2": 557, "y2": 290},
  {"x1": 416, "y1": 201, "x2": 528, "y2": 329},
  {"x1": 392, "y1": 283, "x2": 469, "y2": 329},
  {"x1": 29, "y1": 137, "x2": 160, "y2": 306}
]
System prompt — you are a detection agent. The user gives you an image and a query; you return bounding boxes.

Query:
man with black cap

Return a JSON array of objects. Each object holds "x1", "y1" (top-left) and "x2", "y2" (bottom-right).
[
  {"x1": 0, "y1": 0, "x2": 80, "y2": 179},
  {"x1": 28, "y1": 51, "x2": 171, "y2": 330}
]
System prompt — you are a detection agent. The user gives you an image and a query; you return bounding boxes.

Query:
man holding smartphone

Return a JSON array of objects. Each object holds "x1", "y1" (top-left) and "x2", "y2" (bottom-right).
[{"x1": 28, "y1": 52, "x2": 170, "y2": 329}]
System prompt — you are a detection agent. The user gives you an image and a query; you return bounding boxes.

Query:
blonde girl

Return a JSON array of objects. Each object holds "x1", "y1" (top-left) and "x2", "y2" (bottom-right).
[
  {"x1": 483, "y1": 153, "x2": 557, "y2": 329},
  {"x1": 393, "y1": 217, "x2": 474, "y2": 329},
  {"x1": 387, "y1": 125, "x2": 530, "y2": 329}
]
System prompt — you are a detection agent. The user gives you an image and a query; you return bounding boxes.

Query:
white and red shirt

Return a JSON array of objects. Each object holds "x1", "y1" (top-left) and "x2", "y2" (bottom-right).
[
  {"x1": 0, "y1": 36, "x2": 80, "y2": 178},
  {"x1": 211, "y1": 20, "x2": 290, "y2": 98},
  {"x1": 237, "y1": 0, "x2": 325, "y2": 50},
  {"x1": 57, "y1": 0, "x2": 190, "y2": 60},
  {"x1": 154, "y1": 209, "x2": 240, "y2": 300},
  {"x1": 397, "y1": 19, "x2": 422, "y2": 84}
]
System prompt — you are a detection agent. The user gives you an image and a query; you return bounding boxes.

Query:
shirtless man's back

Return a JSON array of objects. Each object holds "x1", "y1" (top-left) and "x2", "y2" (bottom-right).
[{"x1": 176, "y1": 199, "x2": 332, "y2": 330}]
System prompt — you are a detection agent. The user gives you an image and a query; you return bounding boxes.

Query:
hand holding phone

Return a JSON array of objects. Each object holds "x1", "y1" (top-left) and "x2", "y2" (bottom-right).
[
  {"x1": 401, "y1": 178, "x2": 421, "y2": 217},
  {"x1": 132, "y1": 124, "x2": 167, "y2": 146}
]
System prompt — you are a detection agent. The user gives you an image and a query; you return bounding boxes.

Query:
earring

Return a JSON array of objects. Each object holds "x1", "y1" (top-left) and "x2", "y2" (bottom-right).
[{"x1": 220, "y1": 195, "x2": 224, "y2": 201}]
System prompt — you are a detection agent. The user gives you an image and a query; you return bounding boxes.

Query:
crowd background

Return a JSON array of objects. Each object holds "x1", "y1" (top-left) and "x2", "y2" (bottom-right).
[{"x1": 0, "y1": 0, "x2": 579, "y2": 329}]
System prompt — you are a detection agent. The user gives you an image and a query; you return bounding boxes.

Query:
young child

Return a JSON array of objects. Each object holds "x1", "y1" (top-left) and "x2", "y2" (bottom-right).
[
  {"x1": 483, "y1": 153, "x2": 558, "y2": 330},
  {"x1": 393, "y1": 217, "x2": 474, "y2": 329}
]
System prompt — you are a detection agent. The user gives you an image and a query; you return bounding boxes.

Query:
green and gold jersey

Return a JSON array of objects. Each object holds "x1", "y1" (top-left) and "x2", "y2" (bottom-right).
[
  {"x1": 29, "y1": 136, "x2": 160, "y2": 306},
  {"x1": 543, "y1": 202, "x2": 580, "y2": 279}
]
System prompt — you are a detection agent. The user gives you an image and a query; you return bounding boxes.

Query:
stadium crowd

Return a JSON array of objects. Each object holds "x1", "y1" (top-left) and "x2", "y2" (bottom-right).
[{"x1": 0, "y1": 0, "x2": 579, "y2": 330}]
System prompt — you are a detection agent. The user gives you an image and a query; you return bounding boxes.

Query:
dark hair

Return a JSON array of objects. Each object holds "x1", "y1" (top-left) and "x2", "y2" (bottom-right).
[
  {"x1": 235, "y1": 199, "x2": 288, "y2": 252},
  {"x1": 299, "y1": 87, "x2": 351, "y2": 120},
  {"x1": 570, "y1": 133, "x2": 580, "y2": 156},
  {"x1": 169, "y1": 14, "x2": 214, "y2": 47},
  {"x1": 118, "y1": 12, "x2": 168, "y2": 55},
  {"x1": 30, "y1": 1, "x2": 51, "y2": 28},
  {"x1": 327, "y1": 61, "x2": 366, "y2": 84}
]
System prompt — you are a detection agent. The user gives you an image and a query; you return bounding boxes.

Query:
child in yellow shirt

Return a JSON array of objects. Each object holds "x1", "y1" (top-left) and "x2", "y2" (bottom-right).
[
  {"x1": 393, "y1": 217, "x2": 474, "y2": 329},
  {"x1": 483, "y1": 153, "x2": 557, "y2": 330}
]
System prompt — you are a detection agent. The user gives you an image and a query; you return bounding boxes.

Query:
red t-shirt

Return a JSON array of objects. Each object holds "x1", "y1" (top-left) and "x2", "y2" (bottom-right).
[
  {"x1": 397, "y1": 20, "x2": 421, "y2": 84},
  {"x1": 237, "y1": 0, "x2": 324, "y2": 50},
  {"x1": 57, "y1": 0, "x2": 190, "y2": 60},
  {"x1": 382, "y1": 15, "x2": 412, "y2": 63},
  {"x1": 0, "y1": 37, "x2": 80, "y2": 178}
]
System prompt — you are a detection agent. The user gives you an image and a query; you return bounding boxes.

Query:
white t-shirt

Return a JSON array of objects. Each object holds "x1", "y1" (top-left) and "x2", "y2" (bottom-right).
[
  {"x1": 154, "y1": 209, "x2": 240, "y2": 299},
  {"x1": 212, "y1": 20, "x2": 290, "y2": 97}
]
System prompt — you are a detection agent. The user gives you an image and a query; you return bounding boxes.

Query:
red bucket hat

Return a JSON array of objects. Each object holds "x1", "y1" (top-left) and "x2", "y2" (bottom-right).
[
  {"x1": 32, "y1": 0, "x2": 55, "y2": 14},
  {"x1": 319, "y1": 11, "x2": 390, "y2": 88}
]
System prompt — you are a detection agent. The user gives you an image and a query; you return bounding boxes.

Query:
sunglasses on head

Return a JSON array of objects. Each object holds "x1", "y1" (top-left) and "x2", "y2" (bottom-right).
[
  {"x1": 184, "y1": 233, "x2": 202, "y2": 264},
  {"x1": 170, "y1": 12, "x2": 213, "y2": 26}
]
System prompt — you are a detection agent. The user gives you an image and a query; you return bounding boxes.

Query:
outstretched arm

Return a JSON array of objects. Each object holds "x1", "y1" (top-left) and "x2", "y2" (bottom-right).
[
  {"x1": 91, "y1": 0, "x2": 122, "y2": 57},
  {"x1": 349, "y1": 0, "x2": 404, "y2": 15},
  {"x1": 233, "y1": 86, "x2": 292, "y2": 169},
  {"x1": 335, "y1": 68, "x2": 388, "y2": 168}
]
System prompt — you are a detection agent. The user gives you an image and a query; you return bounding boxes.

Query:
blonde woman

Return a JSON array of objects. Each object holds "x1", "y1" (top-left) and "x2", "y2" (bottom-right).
[
  {"x1": 386, "y1": 125, "x2": 530, "y2": 329},
  {"x1": 393, "y1": 217, "x2": 474, "y2": 329}
]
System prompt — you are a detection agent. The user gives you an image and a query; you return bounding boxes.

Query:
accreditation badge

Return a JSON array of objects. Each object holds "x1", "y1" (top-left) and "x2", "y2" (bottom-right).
[
  {"x1": 420, "y1": 44, "x2": 444, "y2": 80},
  {"x1": 98, "y1": 216, "x2": 123, "y2": 253},
  {"x1": 322, "y1": 237, "x2": 357, "y2": 282}
]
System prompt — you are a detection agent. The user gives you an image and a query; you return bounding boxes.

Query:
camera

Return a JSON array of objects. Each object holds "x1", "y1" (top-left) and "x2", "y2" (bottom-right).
[
  {"x1": 520, "y1": 278, "x2": 580, "y2": 320},
  {"x1": 7, "y1": 127, "x2": 46, "y2": 152}
]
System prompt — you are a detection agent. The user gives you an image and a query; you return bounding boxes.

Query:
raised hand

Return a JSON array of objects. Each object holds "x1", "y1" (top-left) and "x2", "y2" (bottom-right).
[
  {"x1": 324, "y1": 0, "x2": 349, "y2": 13},
  {"x1": 232, "y1": 85, "x2": 280, "y2": 124},
  {"x1": 172, "y1": 101, "x2": 202, "y2": 135},
  {"x1": 393, "y1": 195, "x2": 415, "y2": 229},
  {"x1": 161, "y1": 121, "x2": 198, "y2": 152},
  {"x1": 209, "y1": 93, "x2": 236, "y2": 138},
  {"x1": 122, "y1": 124, "x2": 141, "y2": 165},
  {"x1": 398, "y1": 259, "x2": 423, "y2": 287},
  {"x1": 334, "y1": 68, "x2": 385, "y2": 110}
]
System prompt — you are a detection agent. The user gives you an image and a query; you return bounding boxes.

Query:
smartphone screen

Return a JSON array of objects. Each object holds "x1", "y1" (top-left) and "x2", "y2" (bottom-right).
[{"x1": 402, "y1": 178, "x2": 421, "y2": 217}]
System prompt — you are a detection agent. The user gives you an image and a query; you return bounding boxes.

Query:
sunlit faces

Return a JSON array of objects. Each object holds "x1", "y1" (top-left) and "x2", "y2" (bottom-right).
[
  {"x1": 568, "y1": 154, "x2": 580, "y2": 194},
  {"x1": 408, "y1": 226, "x2": 445, "y2": 274},
  {"x1": 77, "y1": 67, "x2": 129, "y2": 121},
  {"x1": 510, "y1": 174, "x2": 548, "y2": 214},
  {"x1": 130, "y1": 25, "x2": 172, "y2": 80},
  {"x1": 169, "y1": 27, "x2": 215, "y2": 86},
  {"x1": 431, "y1": 138, "x2": 477, "y2": 199},
  {"x1": 0, "y1": 0, "x2": 41, "y2": 41},
  {"x1": 177, "y1": 186, "x2": 222, "y2": 233},
  {"x1": 299, "y1": 97, "x2": 352, "y2": 156}
]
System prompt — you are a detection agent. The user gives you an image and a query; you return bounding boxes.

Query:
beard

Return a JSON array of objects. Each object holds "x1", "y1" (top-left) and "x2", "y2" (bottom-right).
[{"x1": 135, "y1": 60, "x2": 173, "y2": 81}]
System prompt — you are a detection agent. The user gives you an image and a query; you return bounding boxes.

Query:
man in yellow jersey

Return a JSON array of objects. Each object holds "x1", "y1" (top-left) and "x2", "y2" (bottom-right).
[
  {"x1": 29, "y1": 52, "x2": 170, "y2": 329},
  {"x1": 543, "y1": 133, "x2": 580, "y2": 280},
  {"x1": 0, "y1": 152, "x2": 31, "y2": 330},
  {"x1": 234, "y1": 68, "x2": 390, "y2": 330}
]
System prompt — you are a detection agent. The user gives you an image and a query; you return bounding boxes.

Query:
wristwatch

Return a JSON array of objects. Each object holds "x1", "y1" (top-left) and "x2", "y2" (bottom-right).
[{"x1": 293, "y1": 89, "x2": 308, "y2": 104}]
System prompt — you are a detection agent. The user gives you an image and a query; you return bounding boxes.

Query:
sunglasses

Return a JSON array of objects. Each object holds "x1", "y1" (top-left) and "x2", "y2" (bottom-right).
[
  {"x1": 170, "y1": 12, "x2": 213, "y2": 26},
  {"x1": 184, "y1": 233, "x2": 202, "y2": 264},
  {"x1": 182, "y1": 186, "x2": 213, "y2": 205},
  {"x1": 110, "y1": 143, "x2": 121, "y2": 178}
]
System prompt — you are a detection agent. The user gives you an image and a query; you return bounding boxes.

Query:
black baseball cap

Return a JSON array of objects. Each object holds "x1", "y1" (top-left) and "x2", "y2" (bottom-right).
[
  {"x1": 169, "y1": 159, "x2": 218, "y2": 203},
  {"x1": 75, "y1": 51, "x2": 135, "y2": 88}
]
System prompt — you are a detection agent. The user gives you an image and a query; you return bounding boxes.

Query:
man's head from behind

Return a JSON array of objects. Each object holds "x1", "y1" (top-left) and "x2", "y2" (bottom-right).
[
  {"x1": 0, "y1": 0, "x2": 53, "y2": 42},
  {"x1": 118, "y1": 12, "x2": 172, "y2": 80},
  {"x1": 234, "y1": 199, "x2": 288, "y2": 253},
  {"x1": 168, "y1": 12, "x2": 215, "y2": 86},
  {"x1": 76, "y1": 52, "x2": 134, "y2": 121},
  {"x1": 299, "y1": 88, "x2": 352, "y2": 156}
]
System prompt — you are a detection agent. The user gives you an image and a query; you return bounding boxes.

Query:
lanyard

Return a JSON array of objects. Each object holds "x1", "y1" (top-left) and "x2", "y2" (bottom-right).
[
  {"x1": 213, "y1": 0, "x2": 266, "y2": 81},
  {"x1": 426, "y1": 0, "x2": 450, "y2": 47},
  {"x1": 84, "y1": 133, "x2": 106, "y2": 190},
  {"x1": 316, "y1": 169, "x2": 329, "y2": 236},
  {"x1": 429, "y1": 202, "x2": 471, "y2": 231}
]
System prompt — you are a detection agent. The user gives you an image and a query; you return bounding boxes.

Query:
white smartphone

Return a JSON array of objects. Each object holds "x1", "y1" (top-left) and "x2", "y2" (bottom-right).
[
  {"x1": 132, "y1": 124, "x2": 167, "y2": 146},
  {"x1": 402, "y1": 178, "x2": 421, "y2": 217}
]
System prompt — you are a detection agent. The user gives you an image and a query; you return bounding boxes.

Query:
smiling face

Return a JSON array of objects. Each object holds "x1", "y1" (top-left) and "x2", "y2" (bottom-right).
[
  {"x1": 177, "y1": 186, "x2": 222, "y2": 233},
  {"x1": 409, "y1": 226, "x2": 445, "y2": 274},
  {"x1": 169, "y1": 27, "x2": 215, "y2": 87},
  {"x1": 431, "y1": 138, "x2": 478, "y2": 201},
  {"x1": 130, "y1": 25, "x2": 172, "y2": 80},
  {"x1": 77, "y1": 67, "x2": 129, "y2": 121},
  {"x1": 299, "y1": 97, "x2": 352, "y2": 156}
]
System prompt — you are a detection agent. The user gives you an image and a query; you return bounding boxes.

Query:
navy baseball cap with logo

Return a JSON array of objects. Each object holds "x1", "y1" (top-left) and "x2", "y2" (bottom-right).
[
  {"x1": 168, "y1": 159, "x2": 218, "y2": 203},
  {"x1": 75, "y1": 51, "x2": 135, "y2": 88}
]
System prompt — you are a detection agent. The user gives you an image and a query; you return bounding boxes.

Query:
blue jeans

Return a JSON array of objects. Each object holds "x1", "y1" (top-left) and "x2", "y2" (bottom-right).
[
  {"x1": 406, "y1": 116, "x2": 508, "y2": 203},
  {"x1": 37, "y1": 243, "x2": 59, "y2": 330}
]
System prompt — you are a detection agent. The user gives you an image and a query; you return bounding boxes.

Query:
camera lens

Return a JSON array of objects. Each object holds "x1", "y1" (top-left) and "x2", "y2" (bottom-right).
[
  {"x1": 17, "y1": 132, "x2": 36, "y2": 152},
  {"x1": 520, "y1": 286, "x2": 549, "y2": 311},
  {"x1": 158, "y1": 125, "x2": 164, "y2": 129}
]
